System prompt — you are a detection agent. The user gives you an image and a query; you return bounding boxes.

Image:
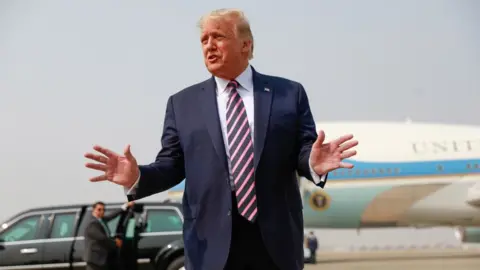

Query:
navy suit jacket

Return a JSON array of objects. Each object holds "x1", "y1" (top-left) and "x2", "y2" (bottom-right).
[{"x1": 128, "y1": 67, "x2": 327, "y2": 270}]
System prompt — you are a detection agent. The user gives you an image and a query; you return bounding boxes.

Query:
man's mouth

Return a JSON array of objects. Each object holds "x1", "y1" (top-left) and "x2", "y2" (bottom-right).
[{"x1": 208, "y1": 55, "x2": 218, "y2": 61}]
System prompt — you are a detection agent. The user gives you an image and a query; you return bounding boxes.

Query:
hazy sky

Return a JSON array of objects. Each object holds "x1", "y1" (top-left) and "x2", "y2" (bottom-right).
[{"x1": 1, "y1": 0, "x2": 479, "y2": 246}]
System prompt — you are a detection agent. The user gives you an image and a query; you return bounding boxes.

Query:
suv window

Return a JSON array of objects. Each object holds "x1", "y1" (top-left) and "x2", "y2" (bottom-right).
[
  {"x1": 50, "y1": 213, "x2": 77, "y2": 238},
  {"x1": 145, "y1": 209, "x2": 182, "y2": 233},
  {"x1": 105, "y1": 209, "x2": 123, "y2": 237},
  {"x1": 0, "y1": 215, "x2": 41, "y2": 242},
  {"x1": 103, "y1": 210, "x2": 139, "y2": 238},
  {"x1": 105, "y1": 212, "x2": 140, "y2": 238},
  {"x1": 125, "y1": 218, "x2": 137, "y2": 238}
]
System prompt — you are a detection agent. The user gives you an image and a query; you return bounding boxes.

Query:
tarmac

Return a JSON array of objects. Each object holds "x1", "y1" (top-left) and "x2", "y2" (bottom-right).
[{"x1": 304, "y1": 249, "x2": 480, "y2": 270}]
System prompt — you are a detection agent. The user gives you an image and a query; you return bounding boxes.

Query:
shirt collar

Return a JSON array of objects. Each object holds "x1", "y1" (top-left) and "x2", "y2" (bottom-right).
[{"x1": 214, "y1": 65, "x2": 254, "y2": 94}]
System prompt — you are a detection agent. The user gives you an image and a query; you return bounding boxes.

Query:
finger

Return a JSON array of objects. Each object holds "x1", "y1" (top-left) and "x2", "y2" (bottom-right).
[
  {"x1": 89, "y1": 174, "x2": 109, "y2": 182},
  {"x1": 312, "y1": 130, "x2": 325, "y2": 149},
  {"x1": 124, "y1": 144, "x2": 134, "y2": 160},
  {"x1": 84, "y1": 153, "x2": 108, "y2": 164},
  {"x1": 338, "y1": 140, "x2": 358, "y2": 152},
  {"x1": 332, "y1": 134, "x2": 354, "y2": 147},
  {"x1": 340, "y1": 150, "x2": 357, "y2": 159},
  {"x1": 338, "y1": 162, "x2": 354, "y2": 169},
  {"x1": 93, "y1": 145, "x2": 119, "y2": 159},
  {"x1": 85, "y1": 162, "x2": 108, "y2": 172}
]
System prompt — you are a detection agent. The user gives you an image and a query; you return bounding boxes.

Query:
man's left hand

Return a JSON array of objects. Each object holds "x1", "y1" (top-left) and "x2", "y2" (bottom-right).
[{"x1": 310, "y1": 130, "x2": 358, "y2": 176}]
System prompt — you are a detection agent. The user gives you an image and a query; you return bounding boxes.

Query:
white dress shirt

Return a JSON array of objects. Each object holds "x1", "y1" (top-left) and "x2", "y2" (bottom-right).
[{"x1": 126, "y1": 65, "x2": 325, "y2": 195}]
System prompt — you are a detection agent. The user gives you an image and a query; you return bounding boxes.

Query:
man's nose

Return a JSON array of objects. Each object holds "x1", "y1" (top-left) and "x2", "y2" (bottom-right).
[{"x1": 205, "y1": 38, "x2": 216, "y2": 50}]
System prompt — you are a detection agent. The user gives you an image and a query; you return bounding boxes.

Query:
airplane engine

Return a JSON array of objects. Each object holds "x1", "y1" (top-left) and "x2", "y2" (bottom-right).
[{"x1": 454, "y1": 226, "x2": 480, "y2": 243}]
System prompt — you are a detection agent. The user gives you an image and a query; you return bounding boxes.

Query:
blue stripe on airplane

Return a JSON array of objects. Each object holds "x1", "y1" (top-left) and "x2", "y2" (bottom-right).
[
  {"x1": 167, "y1": 158, "x2": 480, "y2": 191},
  {"x1": 328, "y1": 158, "x2": 480, "y2": 180}
]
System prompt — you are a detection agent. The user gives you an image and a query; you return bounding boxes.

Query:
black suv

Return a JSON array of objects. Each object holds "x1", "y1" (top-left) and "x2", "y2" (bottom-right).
[{"x1": 0, "y1": 201, "x2": 185, "y2": 270}]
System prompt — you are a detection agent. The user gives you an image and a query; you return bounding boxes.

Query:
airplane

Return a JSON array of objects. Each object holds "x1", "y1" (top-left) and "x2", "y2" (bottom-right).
[{"x1": 162, "y1": 121, "x2": 480, "y2": 245}]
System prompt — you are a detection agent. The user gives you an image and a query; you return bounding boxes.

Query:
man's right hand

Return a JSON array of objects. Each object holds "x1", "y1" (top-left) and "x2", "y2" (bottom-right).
[
  {"x1": 84, "y1": 144, "x2": 139, "y2": 189},
  {"x1": 115, "y1": 237, "x2": 123, "y2": 248}
]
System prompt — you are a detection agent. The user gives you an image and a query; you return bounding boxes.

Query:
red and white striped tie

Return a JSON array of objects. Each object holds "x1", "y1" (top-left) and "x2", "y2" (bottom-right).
[{"x1": 225, "y1": 80, "x2": 258, "y2": 222}]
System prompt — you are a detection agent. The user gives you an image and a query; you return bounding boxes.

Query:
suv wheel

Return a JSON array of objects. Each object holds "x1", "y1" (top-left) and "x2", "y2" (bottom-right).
[{"x1": 166, "y1": 255, "x2": 185, "y2": 270}]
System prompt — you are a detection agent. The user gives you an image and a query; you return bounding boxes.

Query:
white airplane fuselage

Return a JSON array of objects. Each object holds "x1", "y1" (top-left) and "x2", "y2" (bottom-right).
[{"x1": 165, "y1": 121, "x2": 480, "y2": 228}]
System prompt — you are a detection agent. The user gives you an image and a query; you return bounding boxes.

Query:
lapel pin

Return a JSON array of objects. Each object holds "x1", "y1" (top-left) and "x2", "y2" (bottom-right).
[{"x1": 264, "y1": 87, "x2": 270, "y2": 92}]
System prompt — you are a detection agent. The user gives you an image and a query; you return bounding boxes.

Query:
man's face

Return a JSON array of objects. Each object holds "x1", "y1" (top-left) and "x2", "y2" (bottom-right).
[
  {"x1": 200, "y1": 17, "x2": 248, "y2": 78},
  {"x1": 93, "y1": 204, "x2": 105, "y2": 219}
]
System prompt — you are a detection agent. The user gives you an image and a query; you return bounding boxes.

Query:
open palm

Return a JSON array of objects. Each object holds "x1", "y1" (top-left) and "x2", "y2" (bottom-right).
[
  {"x1": 84, "y1": 144, "x2": 140, "y2": 188},
  {"x1": 310, "y1": 130, "x2": 358, "y2": 176}
]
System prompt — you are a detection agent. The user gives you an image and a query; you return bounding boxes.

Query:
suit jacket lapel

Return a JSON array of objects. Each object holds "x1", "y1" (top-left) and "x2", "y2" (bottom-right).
[
  {"x1": 252, "y1": 69, "x2": 273, "y2": 170},
  {"x1": 200, "y1": 77, "x2": 229, "y2": 173}
]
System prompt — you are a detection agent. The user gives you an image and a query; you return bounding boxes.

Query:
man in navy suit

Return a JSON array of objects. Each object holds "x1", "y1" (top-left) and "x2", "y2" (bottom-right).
[{"x1": 84, "y1": 8, "x2": 358, "y2": 270}]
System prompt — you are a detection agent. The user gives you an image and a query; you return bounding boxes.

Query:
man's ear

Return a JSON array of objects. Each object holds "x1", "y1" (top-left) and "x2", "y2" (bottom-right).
[{"x1": 241, "y1": 39, "x2": 252, "y2": 53}]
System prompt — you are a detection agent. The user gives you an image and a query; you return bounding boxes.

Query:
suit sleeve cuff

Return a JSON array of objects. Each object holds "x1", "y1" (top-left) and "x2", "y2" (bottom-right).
[
  {"x1": 124, "y1": 171, "x2": 141, "y2": 195},
  {"x1": 309, "y1": 152, "x2": 327, "y2": 185},
  {"x1": 121, "y1": 203, "x2": 128, "y2": 211}
]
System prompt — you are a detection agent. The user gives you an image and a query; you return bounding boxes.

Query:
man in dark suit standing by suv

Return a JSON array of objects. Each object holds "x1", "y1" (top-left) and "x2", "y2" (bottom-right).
[{"x1": 84, "y1": 201, "x2": 134, "y2": 270}]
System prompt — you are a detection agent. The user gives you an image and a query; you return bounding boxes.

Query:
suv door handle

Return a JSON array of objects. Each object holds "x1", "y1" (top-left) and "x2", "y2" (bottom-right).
[{"x1": 20, "y1": 248, "x2": 37, "y2": 254}]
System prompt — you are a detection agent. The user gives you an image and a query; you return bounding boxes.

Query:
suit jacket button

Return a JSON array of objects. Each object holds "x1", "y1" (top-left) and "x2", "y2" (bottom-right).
[{"x1": 227, "y1": 210, "x2": 231, "y2": 216}]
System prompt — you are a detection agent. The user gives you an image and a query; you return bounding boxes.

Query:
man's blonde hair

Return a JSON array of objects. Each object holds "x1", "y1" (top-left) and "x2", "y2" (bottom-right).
[{"x1": 197, "y1": 8, "x2": 254, "y2": 60}]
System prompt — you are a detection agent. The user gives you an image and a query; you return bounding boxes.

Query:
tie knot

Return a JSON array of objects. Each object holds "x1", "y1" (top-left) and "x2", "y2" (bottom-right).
[{"x1": 227, "y1": 80, "x2": 239, "y2": 90}]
